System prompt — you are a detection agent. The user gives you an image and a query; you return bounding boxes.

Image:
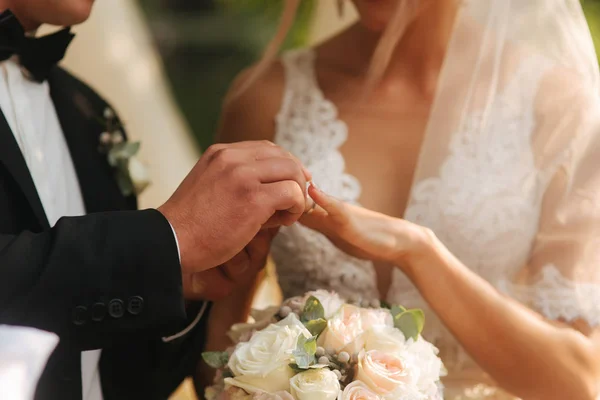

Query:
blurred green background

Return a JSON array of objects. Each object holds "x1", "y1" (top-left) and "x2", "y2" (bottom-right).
[{"x1": 137, "y1": 0, "x2": 600, "y2": 151}]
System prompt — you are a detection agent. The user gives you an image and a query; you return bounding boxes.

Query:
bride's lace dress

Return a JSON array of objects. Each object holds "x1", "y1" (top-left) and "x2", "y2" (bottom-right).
[{"x1": 271, "y1": 48, "x2": 600, "y2": 399}]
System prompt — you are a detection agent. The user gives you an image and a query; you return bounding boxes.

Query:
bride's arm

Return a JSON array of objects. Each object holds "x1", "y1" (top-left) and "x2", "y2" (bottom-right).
[
  {"x1": 406, "y1": 233, "x2": 600, "y2": 400},
  {"x1": 302, "y1": 185, "x2": 600, "y2": 400}
]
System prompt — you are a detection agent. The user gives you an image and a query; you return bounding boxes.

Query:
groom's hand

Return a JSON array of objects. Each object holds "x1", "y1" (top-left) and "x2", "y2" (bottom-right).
[
  {"x1": 158, "y1": 141, "x2": 310, "y2": 275},
  {"x1": 182, "y1": 228, "x2": 277, "y2": 300}
]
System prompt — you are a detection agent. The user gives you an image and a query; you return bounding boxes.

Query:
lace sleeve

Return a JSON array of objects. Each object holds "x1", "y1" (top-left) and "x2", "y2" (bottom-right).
[{"x1": 502, "y1": 87, "x2": 600, "y2": 328}]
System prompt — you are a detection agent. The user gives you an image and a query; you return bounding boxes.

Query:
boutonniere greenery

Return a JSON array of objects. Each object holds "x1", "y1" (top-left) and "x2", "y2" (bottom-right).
[{"x1": 97, "y1": 107, "x2": 150, "y2": 196}]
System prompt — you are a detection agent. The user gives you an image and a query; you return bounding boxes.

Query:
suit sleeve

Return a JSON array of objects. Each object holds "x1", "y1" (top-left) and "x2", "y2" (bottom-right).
[{"x1": 0, "y1": 208, "x2": 188, "y2": 350}]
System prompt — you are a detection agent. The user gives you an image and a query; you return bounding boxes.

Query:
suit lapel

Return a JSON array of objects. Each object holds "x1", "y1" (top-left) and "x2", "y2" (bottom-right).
[
  {"x1": 0, "y1": 109, "x2": 50, "y2": 229},
  {"x1": 48, "y1": 68, "x2": 132, "y2": 214}
]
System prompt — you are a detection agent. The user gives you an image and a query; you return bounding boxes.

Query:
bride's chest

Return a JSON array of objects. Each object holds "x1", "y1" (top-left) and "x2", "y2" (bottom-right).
[{"x1": 339, "y1": 112, "x2": 426, "y2": 218}]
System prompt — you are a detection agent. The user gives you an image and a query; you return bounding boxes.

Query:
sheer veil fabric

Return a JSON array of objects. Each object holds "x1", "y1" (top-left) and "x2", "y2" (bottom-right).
[
  {"x1": 390, "y1": 0, "x2": 600, "y2": 396},
  {"x1": 395, "y1": 0, "x2": 600, "y2": 324}
]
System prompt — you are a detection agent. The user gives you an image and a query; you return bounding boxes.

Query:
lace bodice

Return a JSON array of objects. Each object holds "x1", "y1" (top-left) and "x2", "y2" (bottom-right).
[{"x1": 271, "y1": 48, "x2": 600, "y2": 395}]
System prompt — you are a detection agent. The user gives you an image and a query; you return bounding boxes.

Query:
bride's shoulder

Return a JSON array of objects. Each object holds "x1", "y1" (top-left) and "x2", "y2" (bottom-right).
[{"x1": 218, "y1": 60, "x2": 287, "y2": 143}]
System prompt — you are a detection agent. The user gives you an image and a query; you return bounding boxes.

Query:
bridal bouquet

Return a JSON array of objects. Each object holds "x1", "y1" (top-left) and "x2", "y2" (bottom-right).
[{"x1": 203, "y1": 290, "x2": 444, "y2": 400}]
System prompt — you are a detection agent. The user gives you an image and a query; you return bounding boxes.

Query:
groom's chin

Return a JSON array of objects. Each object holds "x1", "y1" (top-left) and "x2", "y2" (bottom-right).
[
  {"x1": 54, "y1": 0, "x2": 96, "y2": 25},
  {"x1": 16, "y1": 0, "x2": 96, "y2": 28}
]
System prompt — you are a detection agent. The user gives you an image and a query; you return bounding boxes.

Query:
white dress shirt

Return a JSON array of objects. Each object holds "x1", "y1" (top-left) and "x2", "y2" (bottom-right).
[{"x1": 0, "y1": 58, "x2": 205, "y2": 399}]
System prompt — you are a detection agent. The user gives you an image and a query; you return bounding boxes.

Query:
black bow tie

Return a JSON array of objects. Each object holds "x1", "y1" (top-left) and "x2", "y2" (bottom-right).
[{"x1": 0, "y1": 10, "x2": 74, "y2": 82}]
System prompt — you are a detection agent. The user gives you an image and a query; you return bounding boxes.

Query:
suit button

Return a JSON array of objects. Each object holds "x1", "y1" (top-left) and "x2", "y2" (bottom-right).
[
  {"x1": 91, "y1": 302, "x2": 106, "y2": 322},
  {"x1": 72, "y1": 306, "x2": 88, "y2": 326},
  {"x1": 108, "y1": 299, "x2": 124, "y2": 318},
  {"x1": 127, "y1": 296, "x2": 144, "y2": 315}
]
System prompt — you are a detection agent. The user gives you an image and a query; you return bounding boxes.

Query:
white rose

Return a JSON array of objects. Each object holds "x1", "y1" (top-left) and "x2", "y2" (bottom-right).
[
  {"x1": 364, "y1": 326, "x2": 406, "y2": 355},
  {"x1": 399, "y1": 337, "x2": 444, "y2": 397},
  {"x1": 289, "y1": 369, "x2": 341, "y2": 400},
  {"x1": 318, "y1": 305, "x2": 366, "y2": 355},
  {"x1": 338, "y1": 381, "x2": 382, "y2": 400},
  {"x1": 228, "y1": 306, "x2": 280, "y2": 343},
  {"x1": 225, "y1": 314, "x2": 311, "y2": 394},
  {"x1": 304, "y1": 290, "x2": 345, "y2": 319},
  {"x1": 360, "y1": 309, "x2": 393, "y2": 328},
  {"x1": 128, "y1": 156, "x2": 151, "y2": 195}
]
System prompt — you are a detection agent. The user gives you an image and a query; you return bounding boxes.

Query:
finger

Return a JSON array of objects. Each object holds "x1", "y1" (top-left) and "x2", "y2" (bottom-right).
[
  {"x1": 220, "y1": 250, "x2": 251, "y2": 281},
  {"x1": 298, "y1": 205, "x2": 329, "y2": 231},
  {"x1": 255, "y1": 158, "x2": 307, "y2": 199},
  {"x1": 253, "y1": 149, "x2": 311, "y2": 193},
  {"x1": 206, "y1": 142, "x2": 312, "y2": 194},
  {"x1": 245, "y1": 230, "x2": 273, "y2": 265},
  {"x1": 202, "y1": 141, "x2": 279, "y2": 168},
  {"x1": 260, "y1": 180, "x2": 306, "y2": 224},
  {"x1": 263, "y1": 210, "x2": 299, "y2": 228},
  {"x1": 308, "y1": 184, "x2": 345, "y2": 218}
]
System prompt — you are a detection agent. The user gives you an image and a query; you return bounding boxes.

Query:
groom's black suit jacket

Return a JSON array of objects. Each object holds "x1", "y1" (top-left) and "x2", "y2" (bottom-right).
[{"x1": 0, "y1": 66, "x2": 208, "y2": 399}]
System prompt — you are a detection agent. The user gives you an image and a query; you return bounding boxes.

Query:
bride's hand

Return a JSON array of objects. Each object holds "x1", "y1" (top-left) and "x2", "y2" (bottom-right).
[{"x1": 300, "y1": 184, "x2": 431, "y2": 267}]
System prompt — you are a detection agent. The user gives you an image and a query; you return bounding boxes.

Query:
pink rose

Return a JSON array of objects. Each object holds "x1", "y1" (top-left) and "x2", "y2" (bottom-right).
[
  {"x1": 318, "y1": 305, "x2": 366, "y2": 355},
  {"x1": 355, "y1": 350, "x2": 410, "y2": 394},
  {"x1": 338, "y1": 381, "x2": 382, "y2": 400}
]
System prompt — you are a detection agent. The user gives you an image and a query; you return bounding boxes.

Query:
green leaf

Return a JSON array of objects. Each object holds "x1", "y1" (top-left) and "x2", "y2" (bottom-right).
[
  {"x1": 202, "y1": 351, "x2": 229, "y2": 369},
  {"x1": 301, "y1": 296, "x2": 325, "y2": 323},
  {"x1": 303, "y1": 335, "x2": 317, "y2": 354},
  {"x1": 293, "y1": 335, "x2": 317, "y2": 369},
  {"x1": 393, "y1": 309, "x2": 425, "y2": 341},
  {"x1": 304, "y1": 318, "x2": 327, "y2": 336},
  {"x1": 390, "y1": 305, "x2": 407, "y2": 317}
]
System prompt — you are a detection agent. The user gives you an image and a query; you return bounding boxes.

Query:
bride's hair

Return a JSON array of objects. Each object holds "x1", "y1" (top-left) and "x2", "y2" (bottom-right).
[{"x1": 232, "y1": 0, "x2": 421, "y2": 98}]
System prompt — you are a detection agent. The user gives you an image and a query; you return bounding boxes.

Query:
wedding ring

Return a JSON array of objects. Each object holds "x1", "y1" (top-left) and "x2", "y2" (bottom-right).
[{"x1": 306, "y1": 199, "x2": 317, "y2": 214}]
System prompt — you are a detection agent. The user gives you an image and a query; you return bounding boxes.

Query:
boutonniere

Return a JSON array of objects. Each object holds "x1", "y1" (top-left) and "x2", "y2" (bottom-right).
[{"x1": 97, "y1": 107, "x2": 151, "y2": 196}]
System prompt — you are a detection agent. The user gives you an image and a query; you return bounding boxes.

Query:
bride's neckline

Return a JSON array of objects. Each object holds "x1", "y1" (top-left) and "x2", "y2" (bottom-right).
[
  {"x1": 291, "y1": 47, "x2": 422, "y2": 217},
  {"x1": 277, "y1": 47, "x2": 424, "y2": 299}
]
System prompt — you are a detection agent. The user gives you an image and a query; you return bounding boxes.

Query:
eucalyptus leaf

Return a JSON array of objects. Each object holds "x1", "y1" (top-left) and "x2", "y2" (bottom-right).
[
  {"x1": 303, "y1": 335, "x2": 317, "y2": 355},
  {"x1": 304, "y1": 318, "x2": 327, "y2": 336},
  {"x1": 394, "y1": 309, "x2": 425, "y2": 341},
  {"x1": 202, "y1": 351, "x2": 229, "y2": 369},
  {"x1": 293, "y1": 335, "x2": 316, "y2": 369},
  {"x1": 301, "y1": 296, "x2": 325, "y2": 323},
  {"x1": 390, "y1": 305, "x2": 407, "y2": 317}
]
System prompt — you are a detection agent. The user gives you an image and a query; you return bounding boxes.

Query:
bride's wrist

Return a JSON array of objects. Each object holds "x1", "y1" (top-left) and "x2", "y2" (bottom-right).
[{"x1": 392, "y1": 222, "x2": 441, "y2": 280}]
